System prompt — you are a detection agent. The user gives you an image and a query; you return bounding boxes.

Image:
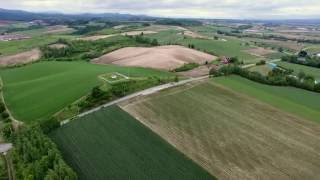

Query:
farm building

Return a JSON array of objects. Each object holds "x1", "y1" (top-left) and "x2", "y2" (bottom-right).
[
  {"x1": 220, "y1": 56, "x2": 230, "y2": 64},
  {"x1": 267, "y1": 62, "x2": 278, "y2": 70}
]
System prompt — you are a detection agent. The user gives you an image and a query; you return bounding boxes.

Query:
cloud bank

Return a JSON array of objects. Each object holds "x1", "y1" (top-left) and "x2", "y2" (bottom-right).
[{"x1": 1, "y1": 0, "x2": 320, "y2": 19}]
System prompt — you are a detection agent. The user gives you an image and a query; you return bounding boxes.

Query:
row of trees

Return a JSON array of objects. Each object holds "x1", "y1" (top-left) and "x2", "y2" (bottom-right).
[
  {"x1": 11, "y1": 127, "x2": 77, "y2": 180},
  {"x1": 281, "y1": 54, "x2": 320, "y2": 68},
  {"x1": 78, "y1": 77, "x2": 174, "y2": 111},
  {"x1": 41, "y1": 35, "x2": 159, "y2": 61},
  {"x1": 210, "y1": 65, "x2": 320, "y2": 93}
]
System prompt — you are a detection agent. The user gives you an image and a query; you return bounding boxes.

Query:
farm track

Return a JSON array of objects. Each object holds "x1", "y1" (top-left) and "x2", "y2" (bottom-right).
[{"x1": 61, "y1": 76, "x2": 209, "y2": 125}]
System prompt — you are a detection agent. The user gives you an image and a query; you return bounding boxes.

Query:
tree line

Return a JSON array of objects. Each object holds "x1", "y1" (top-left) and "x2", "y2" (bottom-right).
[
  {"x1": 210, "y1": 65, "x2": 320, "y2": 93},
  {"x1": 9, "y1": 127, "x2": 77, "y2": 180},
  {"x1": 41, "y1": 35, "x2": 159, "y2": 61},
  {"x1": 281, "y1": 52, "x2": 320, "y2": 68}
]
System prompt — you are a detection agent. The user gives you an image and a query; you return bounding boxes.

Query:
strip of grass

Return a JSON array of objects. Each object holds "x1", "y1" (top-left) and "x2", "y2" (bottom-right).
[
  {"x1": 0, "y1": 61, "x2": 173, "y2": 122},
  {"x1": 214, "y1": 75, "x2": 320, "y2": 123},
  {"x1": 50, "y1": 105, "x2": 214, "y2": 180}
]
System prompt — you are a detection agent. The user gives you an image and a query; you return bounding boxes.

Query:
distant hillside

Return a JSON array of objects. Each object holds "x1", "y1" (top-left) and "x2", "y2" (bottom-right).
[{"x1": 0, "y1": 8, "x2": 156, "y2": 22}]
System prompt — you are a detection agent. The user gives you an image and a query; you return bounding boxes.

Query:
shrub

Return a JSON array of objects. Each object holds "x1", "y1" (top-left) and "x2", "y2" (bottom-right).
[
  {"x1": 1, "y1": 111, "x2": 9, "y2": 119},
  {"x1": 256, "y1": 60, "x2": 266, "y2": 65},
  {"x1": 0, "y1": 102, "x2": 5, "y2": 113},
  {"x1": 209, "y1": 68, "x2": 220, "y2": 76}
]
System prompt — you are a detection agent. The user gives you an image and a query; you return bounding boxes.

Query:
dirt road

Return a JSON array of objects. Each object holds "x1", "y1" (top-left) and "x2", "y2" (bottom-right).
[{"x1": 60, "y1": 76, "x2": 209, "y2": 125}]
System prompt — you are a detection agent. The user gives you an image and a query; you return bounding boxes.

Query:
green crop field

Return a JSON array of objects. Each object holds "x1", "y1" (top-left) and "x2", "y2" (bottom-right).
[
  {"x1": 249, "y1": 65, "x2": 272, "y2": 75},
  {"x1": 51, "y1": 105, "x2": 214, "y2": 180},
  {"x1": 276, "y1": 61, "x2": 320, "y2": 80},
  {"x1": 121, "y1": 79, "x2": 320, "y2": 179},
  {"x1": 214, "y1": 75, "x2": 320, "y2": 122},
  {"x1": 0, "y1": 61, "x2": 173, "y2": 122},
  {"x1": 0, "y1": 34, "x2": 76, "y2": 56},
  {"x1": 147, "y1": 30, "x2": 259, "y2": 64}
]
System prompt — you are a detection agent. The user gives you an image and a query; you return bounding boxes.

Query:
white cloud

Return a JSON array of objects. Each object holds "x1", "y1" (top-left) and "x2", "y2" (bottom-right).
[{"x1": 1, "y1": 0, "x2": 320, "y2": 19}]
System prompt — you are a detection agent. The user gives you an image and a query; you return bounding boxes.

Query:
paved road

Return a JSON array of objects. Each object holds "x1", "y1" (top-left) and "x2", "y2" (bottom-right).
[{"x1": 61, "y1": 76, "x2": 209, "y2": 125}]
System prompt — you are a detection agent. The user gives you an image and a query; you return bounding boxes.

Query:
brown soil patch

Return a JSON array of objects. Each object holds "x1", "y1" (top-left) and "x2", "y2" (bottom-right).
[
  {"x1": 178, "y1": 65, "x2": 213, "y2": 78},
  {"x1": 45, "y1": 25, "x2": 74, "y2": 34},
  {"x1": 0, "y1": 49, "x2": 41, "y2": 67},
  {"x1": 92, "y1": 45, "x2": 217, "y2": 71},
  {"x1": 120, "y1": 80, "x2": 320, "y2": 180},
  {"x1": 245, "y1": 47, "x2": 276, "y2": 57},
  {"x1": 78, "y1": 34, "x2": 117, "y2": 41},
  {"x1": 48, "y1": 43, "x2": 68, "y2": 49},
  {"x1": 121, "y1": 31, "x2": 157, "y2": 36},
  {"x1": 0, "y1": 34, "x2": 30, "y2": 41},
  {"x1": 183, "y1": 30, "x2": 206, "y2": 39}
]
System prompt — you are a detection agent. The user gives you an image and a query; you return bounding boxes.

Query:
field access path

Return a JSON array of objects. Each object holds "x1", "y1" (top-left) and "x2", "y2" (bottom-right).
[{"x1": 60, "y1": 76, "x2": 209, "y2": 125}]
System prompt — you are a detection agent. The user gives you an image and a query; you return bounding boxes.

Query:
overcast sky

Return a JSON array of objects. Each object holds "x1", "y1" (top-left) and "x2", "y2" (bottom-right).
[{"x1": 1, "y1": 0, "x2": 320, "y2": 19}]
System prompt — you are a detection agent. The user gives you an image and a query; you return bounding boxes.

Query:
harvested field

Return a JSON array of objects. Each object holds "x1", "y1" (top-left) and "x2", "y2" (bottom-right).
[
  {"x1": 245, "y1": 47, "x2": 276, "y2": 57},
  {"x1": 48, "y1": 43, "x2": 68, "y2": 49},
  {"x1": 121, "y1": 31, "x2": 157, "y2": 36},
  {"x1": 78, "y1": 34, "x2": 117, "y2": 41},
  {"x1": 92, "y1": 45, "x2": 217, "y2": 70},
  {"x1": 178, "y1": 65, "x2": 212, "y2": 77},
  {"x1": 120, "y1": 79, "x2": 320, "y2": 180},
  {"x1": 45, "y1": 25, "x2": 74, "y2": 34},
  {"x1": 0, "y1": 48, "x2": 41, "y2": 67}
]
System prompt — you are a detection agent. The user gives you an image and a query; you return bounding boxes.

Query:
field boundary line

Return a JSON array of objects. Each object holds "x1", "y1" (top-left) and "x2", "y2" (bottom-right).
[
  {"x1": 60, "y1": 76, "x2": 209, "y2": 126},
  {"x1": 0, "y1": 76, "x2": 23, "y2": 127}
]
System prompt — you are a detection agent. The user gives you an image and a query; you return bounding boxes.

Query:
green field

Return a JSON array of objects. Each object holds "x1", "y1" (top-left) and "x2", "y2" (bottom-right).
[
  {"x1": 249, "y1": 65, "x2": 272, "y2": 75},
  {"x1": 214, "y1": 75, "x2": 320, "y2": 122},
  {"x1": 276, "y1": 61, "x2": 320, "y2": 80},
  {"x1": 122, "y1": 79, "x2": 320, "y2": 179},
  {"x1": 51, "y1": 105, "x2": 214, "y2": 180},
  {"x1": 0, "y1": 34, "x2": 76, "y2": 56},
  {"x1": 0, "y1": 61, "x2": 173, "y2": 122},
  {"x1": 147, "y1": 30, "x2": 259, "y2": 63}
]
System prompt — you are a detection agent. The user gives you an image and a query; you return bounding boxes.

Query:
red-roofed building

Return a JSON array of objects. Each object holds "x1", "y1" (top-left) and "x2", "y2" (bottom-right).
[{"x1": 220, "y1": 56, "x2": 230, "y2": 64}]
